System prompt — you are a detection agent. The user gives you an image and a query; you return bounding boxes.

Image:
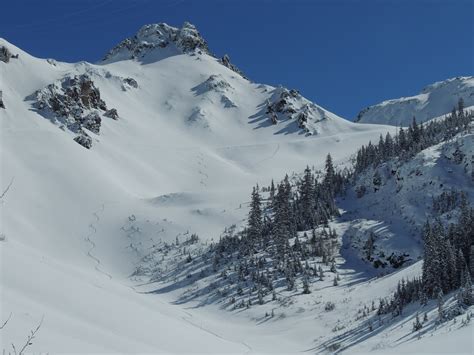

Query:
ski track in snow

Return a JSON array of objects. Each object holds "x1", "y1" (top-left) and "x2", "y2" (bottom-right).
[
  {"x1": 197, "y1": 151, "x2": 209, "y2": 187},
  {"x1": 253, "y1": 143, "x2": 280, "y2": 167},
  {"x1": 180, "y1": 310, "x2": 253, "y2": 353},
  {"x1": 84, "y1": 203, "x2": 113, "y2": 280}
]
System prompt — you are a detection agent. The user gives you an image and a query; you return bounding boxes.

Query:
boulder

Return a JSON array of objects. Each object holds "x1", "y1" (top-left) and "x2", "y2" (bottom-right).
[{"x1": 123, "y1": 77, "x2": 138, "y2": 89}]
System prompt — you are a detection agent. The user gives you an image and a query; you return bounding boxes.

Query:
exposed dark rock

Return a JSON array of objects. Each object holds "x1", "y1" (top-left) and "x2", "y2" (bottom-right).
[
  {"x1": 297, "y1": 111, "x2": 308, "y2": 128},
  {"x1": 34, "y1": 74, "x2": 118, "y2": 147},
  {"x1": 74, "y1": 132, "x2": 93, "y2": 149},
  {"x1": 79, "y1": 112, "x2": 101, "y2": 134},
  {"x1": 36, "y1": 74, "x2": 107, "y2": 121},
  {"x1": 103, "y1": 22, "x2": 209, "y2": 62},
  {"x1": 264, "y1": 87, "x2": 324, "y2": 133},
  {"x1": 0, "y1": 91, "x2": 5, "y2": 109},
  {"x1": 221, "y1": 95, "x2": 237, "y2": 108},
  {"x1": 123, "y1": 77, "x2": 138, "y2": 89},
  {"x1": 104, "y1": 108, "x2": 119, "y2": 120},
  {"x1": 176, "y1": 22, "x2": 209, "y2": 53},
  {"x1": 203, "y1": 74, "x2": 232, "y2": 91},
  {"x1": 0, "y1": 46, "x2": 12, "y2": 63},
  {"x1": 219, "y1": 54, "x2": 247, "y2": 79}
]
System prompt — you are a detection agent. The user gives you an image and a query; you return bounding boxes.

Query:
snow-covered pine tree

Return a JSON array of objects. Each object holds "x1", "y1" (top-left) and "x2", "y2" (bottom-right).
[
  {"x1": 298, "y1": 166, "x2": 315, "y2": 229},
  {"x1": 247, "y1": 185, "x2": 263, "y2": 248}
]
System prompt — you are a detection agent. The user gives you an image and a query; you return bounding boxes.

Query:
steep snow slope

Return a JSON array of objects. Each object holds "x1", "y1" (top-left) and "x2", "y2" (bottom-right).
[
  {"x1": 339, "y1": 130, "x2": 474, "y2": 271},
  {"x1": 0, "y1": 22, "x2": 471, "y2": 352},
  {"x1": 356, "y1": 76, "x2": 474, "y2": 126}
]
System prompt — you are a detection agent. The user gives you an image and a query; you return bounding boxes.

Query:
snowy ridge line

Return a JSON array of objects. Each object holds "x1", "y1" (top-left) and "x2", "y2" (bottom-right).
[{"x1": 84, "y1": 203, "x2": 112, "y2": 280}]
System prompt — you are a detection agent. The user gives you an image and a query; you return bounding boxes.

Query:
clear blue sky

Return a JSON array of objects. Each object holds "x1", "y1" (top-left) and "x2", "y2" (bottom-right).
[{"x1": 2, "y1": 0, "x2": 473, "y2": 119}]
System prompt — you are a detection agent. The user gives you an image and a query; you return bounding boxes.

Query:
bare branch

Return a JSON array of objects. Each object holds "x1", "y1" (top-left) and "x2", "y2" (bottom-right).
[
  {"x1": 11, "y1": 316, "x2": 43, "y2": 355},
  {"x1": 0, "y1": 312, "x2": 12, "y2": 329},
  {"x1": 0, "y1": 178, "x2": 14, "y2": 201}
]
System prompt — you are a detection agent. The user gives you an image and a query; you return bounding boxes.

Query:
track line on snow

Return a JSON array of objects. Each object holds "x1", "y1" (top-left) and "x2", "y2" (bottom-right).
[
  {"x1": 180, "y1": 310, "x2": 252, "y2": 353},
  {"x1": 196, "y1": 151, "x2": 209, "y2": 187},
  {"x1": 84, "y1": 203, "x2": 113, "y2": 280},
  {"x1": 253, "y1": 143, "x2": 280, "y2": 167}
]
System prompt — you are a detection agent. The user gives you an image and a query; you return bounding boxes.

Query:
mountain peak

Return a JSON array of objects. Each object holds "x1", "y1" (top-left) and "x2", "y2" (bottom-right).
[{"x1": 102, "y1": 21, "x2": 209, "y2": 63}]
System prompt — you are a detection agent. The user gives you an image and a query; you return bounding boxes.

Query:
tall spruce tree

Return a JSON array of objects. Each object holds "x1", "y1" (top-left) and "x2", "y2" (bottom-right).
[
  {"x1": 247, "y1": 185, "x2": 263, "y2": 246},
  {"x1": 299, "y1": 166, "x2": 315, "y2": 229}
]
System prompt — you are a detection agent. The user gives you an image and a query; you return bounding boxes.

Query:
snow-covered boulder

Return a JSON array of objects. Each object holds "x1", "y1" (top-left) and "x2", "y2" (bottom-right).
[{"x1": 122, "y1": 77, "x2": 138, "y2": 89}]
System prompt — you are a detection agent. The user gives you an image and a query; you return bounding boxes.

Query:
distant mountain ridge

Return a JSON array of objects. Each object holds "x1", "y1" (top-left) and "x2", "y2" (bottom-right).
[{"x1": 355, "y1": 76, "x2": 474, "y2": 126}]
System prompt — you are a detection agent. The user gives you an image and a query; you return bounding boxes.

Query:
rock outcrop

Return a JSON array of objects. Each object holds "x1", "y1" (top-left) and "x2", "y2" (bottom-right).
[
  {"x1": 104, "y1": 108, "x2": 119, "y2": 120},
  {"x1": 102, "y1": 22, "x2": 209, "y2": 62},
  {"x1": 220, "y1": 54, "x2": 246, "y2": 79},
  {"x1": 0, "y1": 46, "x2": 19, "y2": 63},
  {"x1": 34, "y1": 74, "x2": 119, "y2": 147},
  {"x1": 0, "y1": 46, "x2": 12, "y2": 63},
  {"x1": 122, "y1": 77, "x2": 138, "y2": 89},
  {"x1": 74, "y1": 132, "x2": 93, "y2": 149},
  {"x1": 36, "y1": 74, "x2": 107, "y2": 118},
  {"x1": 265, "y1": 87, "x2": 327, "y2": 134}
]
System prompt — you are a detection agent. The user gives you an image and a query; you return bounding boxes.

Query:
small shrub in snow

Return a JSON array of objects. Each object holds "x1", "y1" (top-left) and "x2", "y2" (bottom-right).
[
  {"x1": 412, "y1": 313, "x2": 422, "y2": 331},
  {"x1": 325, "y1": 301, "x2": 335, "y2": 311}
]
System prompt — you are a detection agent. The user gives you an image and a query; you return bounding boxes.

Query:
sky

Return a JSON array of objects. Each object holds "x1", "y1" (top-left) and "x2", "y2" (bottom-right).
[{"x1": 1, "y1": 0, "x2": 473, "y2": 119}]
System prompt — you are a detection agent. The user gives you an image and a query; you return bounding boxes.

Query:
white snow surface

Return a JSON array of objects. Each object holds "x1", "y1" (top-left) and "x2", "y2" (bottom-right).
[
  {"x1": 0, "y1": 34, "x2": 472, "y2": 353},
  {"x1": 356, "y1": 76, "x2": 474, "y2": 126}
]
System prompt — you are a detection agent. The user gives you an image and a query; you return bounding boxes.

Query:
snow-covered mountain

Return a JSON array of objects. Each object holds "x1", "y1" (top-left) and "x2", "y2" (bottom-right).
[
  {"x1": 356, "y1": 76, "x2": 474, "y2": 126},
  {"x1": 0, "y1": 22, "x2": 472, "y2": 354}
]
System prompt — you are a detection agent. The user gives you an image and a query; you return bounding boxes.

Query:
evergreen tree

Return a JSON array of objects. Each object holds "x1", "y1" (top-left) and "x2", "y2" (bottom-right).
[
  {"x1": 299, "y1": 166, "x2": 315, "y2": 229},
  {"x1": 323, "y1": 153, "x2": 335, "y2": 192},
  {"x1": 269, "y1": 179, "x2": 276, "y2": 205},
  {"x1": 458, "y1": 97, "x2": 465, "y2": 117},
  {"x1": 247, "y1": 185, "x2": 263, "y2": 248}
]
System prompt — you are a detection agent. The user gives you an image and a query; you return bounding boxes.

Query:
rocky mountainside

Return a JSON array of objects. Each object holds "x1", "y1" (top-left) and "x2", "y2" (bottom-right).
[{"x1": 356, "y1": 76, "x2": 474, "y2": 126}]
